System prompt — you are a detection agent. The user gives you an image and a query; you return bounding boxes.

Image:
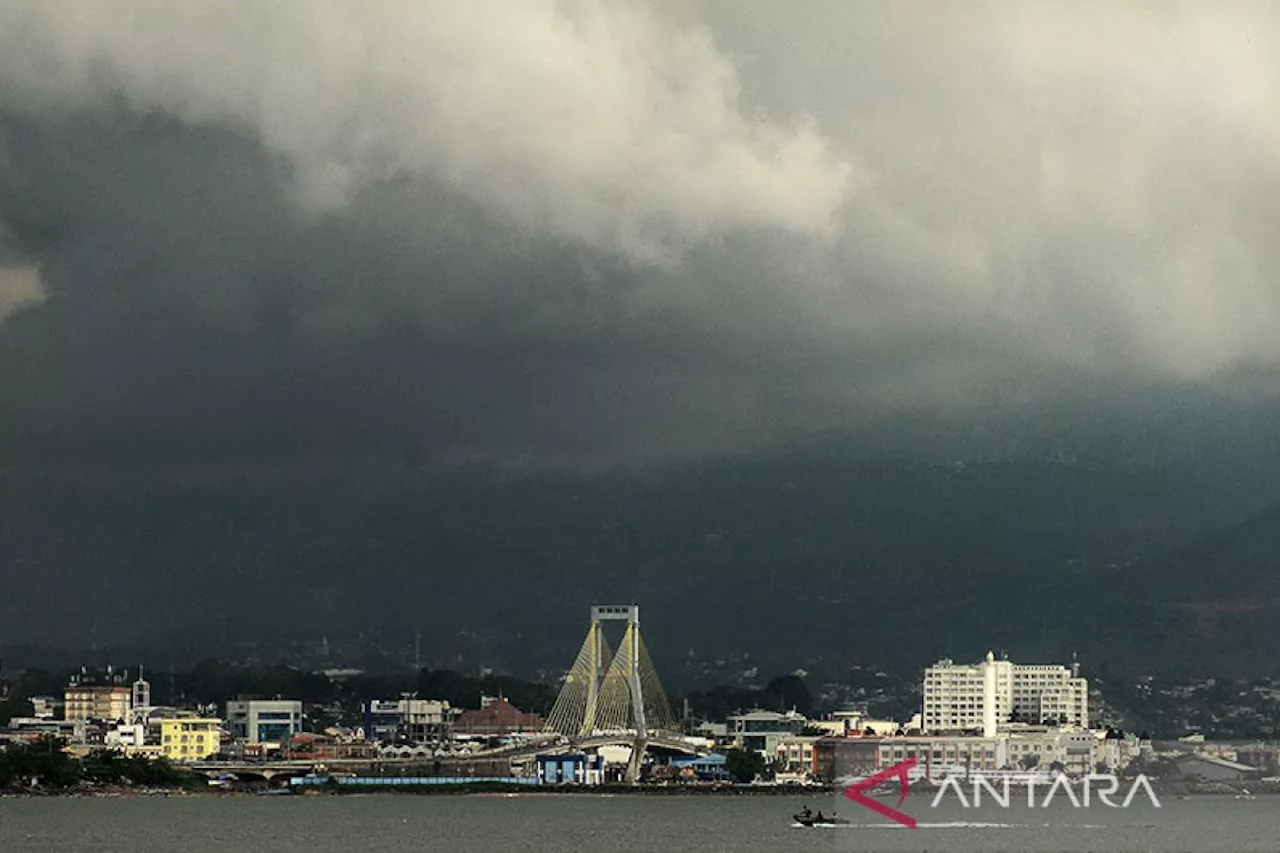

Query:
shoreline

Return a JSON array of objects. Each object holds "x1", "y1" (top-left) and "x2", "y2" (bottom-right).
[{"x1": 5, "y1": 781, "x2": 1277, "y2": 799}]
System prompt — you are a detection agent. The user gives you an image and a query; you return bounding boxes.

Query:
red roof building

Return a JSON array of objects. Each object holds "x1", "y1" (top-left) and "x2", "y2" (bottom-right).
[{"x1": 454, "y1": 698, "x2": 543, "y2": 735}]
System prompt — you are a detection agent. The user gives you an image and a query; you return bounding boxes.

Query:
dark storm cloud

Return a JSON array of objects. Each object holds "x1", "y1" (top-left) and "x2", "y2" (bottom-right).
[
  {"x1": 0, "y1": 111, "x2": 847, "y2": 469},
  {"x1": 2, "y1": 1, "x2": 1280, "y2": 470}
]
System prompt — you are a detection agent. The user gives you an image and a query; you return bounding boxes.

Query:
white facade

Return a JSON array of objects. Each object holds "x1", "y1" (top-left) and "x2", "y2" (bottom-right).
[
  {"x1": 923, "y1": 652, "x2": 1088, "y2": 736},
  {"x1": 132, "y1": 669, "x2": 151, "y2": 713},
  {"x1": 105, "y1": 723, "x2": 149, "y2": 748}
]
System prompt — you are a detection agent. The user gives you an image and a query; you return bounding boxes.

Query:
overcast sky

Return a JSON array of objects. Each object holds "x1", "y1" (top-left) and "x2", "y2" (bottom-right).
[{"x1": 2, "y1": 1, "x2": 1279, "y2": 472}]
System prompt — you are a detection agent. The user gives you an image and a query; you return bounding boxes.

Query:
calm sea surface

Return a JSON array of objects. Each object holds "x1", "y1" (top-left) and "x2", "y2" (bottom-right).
[{"x1": 1, "y1": 791, "x2": 1276, "y2": 852}]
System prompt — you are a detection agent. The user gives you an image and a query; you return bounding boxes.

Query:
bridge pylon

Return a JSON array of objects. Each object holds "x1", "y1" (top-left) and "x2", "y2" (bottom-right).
[{"x1": 545, "y1": 605, "x2": 678, "y2": 760}]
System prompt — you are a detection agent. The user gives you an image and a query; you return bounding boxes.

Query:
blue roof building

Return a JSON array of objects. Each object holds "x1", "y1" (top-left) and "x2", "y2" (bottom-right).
[{"x1": 670, "y1": 752, "x2": 729, "y2": 781}]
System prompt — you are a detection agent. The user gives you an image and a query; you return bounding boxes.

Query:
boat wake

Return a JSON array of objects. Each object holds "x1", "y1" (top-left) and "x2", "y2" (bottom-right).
[{"x1": 794, "y1": 821, "x2": 1110, "y2": 830}]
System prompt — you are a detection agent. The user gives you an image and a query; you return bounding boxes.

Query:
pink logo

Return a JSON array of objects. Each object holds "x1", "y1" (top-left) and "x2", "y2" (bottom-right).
[{"x1": 844, "y1": 758, "x2": 917, "y2": 828}]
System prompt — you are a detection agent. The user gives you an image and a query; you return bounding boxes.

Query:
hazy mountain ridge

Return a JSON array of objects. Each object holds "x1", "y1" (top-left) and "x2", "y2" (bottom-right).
[{"x1": 1, "y1": 436, "x2": 1278, "y2": 679}]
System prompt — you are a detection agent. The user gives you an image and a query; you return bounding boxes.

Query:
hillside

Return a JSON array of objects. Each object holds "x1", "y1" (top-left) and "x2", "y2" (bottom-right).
[{"x1": 4, "y1": 442, "x2": 1277, "y2": 680}]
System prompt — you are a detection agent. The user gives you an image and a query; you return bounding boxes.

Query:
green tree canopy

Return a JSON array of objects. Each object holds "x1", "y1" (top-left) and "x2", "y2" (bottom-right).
[{"x1": 724, "y1": 748, "x2": 766, "y2": 784}]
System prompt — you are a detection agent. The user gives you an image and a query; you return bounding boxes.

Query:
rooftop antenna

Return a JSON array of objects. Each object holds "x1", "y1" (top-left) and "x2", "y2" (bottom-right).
[{"x1": 414, "y1": 628, "x2": 421, "y2": 672}]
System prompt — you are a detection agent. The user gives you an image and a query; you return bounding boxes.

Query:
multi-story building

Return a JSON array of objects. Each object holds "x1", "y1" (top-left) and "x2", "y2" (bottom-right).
[
  {"x1": 225, "y1": 700, "x2": 302, "y2": 744},
  {"x1": 814, "y1": 734, "x2": 1005, "y2": 782},
  {"x1": 923, "y1": 652, "x2": 1087, "y2": 736},
  {"x1": 160, "y1": 717, "x2": 222, "y2": 761},
  {"x1": 105, "y1": 723, "x2": 148, "y2": 749},
  {"x1": 774, "y1": 734, "x2": 820, "y2": 774},
  {"x1": 727, "y1": 709, "x2": 808, "y2": 754},
  {"x1": 64, "y1": 683, "x2": 131, "y2": 722},
  {"x1": 6, "y1": 718, "x2": 87, "y2": 743},
  {"x1": 361, "y1": 697, "x2": 454, "y2": 742}
]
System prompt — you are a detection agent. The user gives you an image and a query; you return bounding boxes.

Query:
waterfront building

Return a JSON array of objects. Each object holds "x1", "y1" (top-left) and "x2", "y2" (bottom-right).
[
  {"x1": 669, "y1": 753, "x2": 730, "y2": 782},
  {"x1": 923, "y1": 652, "x2": 1088, "y2": 736},
  {"x1": 774, "y1": 734, "x2": 820, "y2": 774},
  {"x1": 727, "y1": 709, "x2": 808, "y2": 754},
  {"x1": 815, "y1": 726, "x2": 1135, "y2": 783},
  {"x1": 814, "y1": 734, "x2": 1004, "y2": 782},
  {"x1": 160, "y1": 716, "x2": 221, "y2": 761},
  {"x1": 225, "y1": 699, "x2": 302, "y2": 744},
  {"x1": 536, "y1": 752, "x2": 605, "y2": 785}
]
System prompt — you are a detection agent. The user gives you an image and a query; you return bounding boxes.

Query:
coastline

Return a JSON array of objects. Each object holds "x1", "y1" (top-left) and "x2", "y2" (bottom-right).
[{"x1": 6, "y1": 780, "x2": 1277, "y2": 799}]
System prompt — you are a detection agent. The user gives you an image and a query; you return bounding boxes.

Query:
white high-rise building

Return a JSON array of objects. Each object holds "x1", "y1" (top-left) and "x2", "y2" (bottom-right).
[{"x1": 922, "y1": 652, "x2": 1088, "y2": 737}]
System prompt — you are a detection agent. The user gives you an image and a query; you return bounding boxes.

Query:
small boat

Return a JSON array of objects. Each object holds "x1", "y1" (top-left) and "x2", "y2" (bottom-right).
[{"x1": 792, "y1": 812, "x2": 849, "y2": 827}]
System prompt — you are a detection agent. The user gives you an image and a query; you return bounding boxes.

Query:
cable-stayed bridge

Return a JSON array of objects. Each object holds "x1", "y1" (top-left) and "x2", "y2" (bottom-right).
[
  {"x1": 188, "y1": 605, "x2": 697, "y2": 786},
  {"x1": 543, "y1": 605, "x2": 692, "y2": 780}
]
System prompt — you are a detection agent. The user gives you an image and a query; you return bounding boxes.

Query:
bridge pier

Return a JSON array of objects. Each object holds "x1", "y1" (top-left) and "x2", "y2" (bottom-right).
[{"x1": 624, "y1": 736, "x2": 646, "y2": 785}]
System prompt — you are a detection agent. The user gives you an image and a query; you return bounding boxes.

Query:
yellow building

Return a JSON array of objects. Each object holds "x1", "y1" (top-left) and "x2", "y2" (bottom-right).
[
  {"x1": 64, "y1": 685, "x2": 131, "y2": 722},
  {"x1": 160, "y1": 718, "x2": 222, "y2": 761}
]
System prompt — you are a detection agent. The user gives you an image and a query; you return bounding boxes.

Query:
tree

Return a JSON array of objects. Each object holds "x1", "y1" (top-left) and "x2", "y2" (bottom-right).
[
  {"x1": 82, "y1": 749, "x2": 125, "y2": 784},
  {"x1": 1019, "y1": 754, "x2": 1041, "y2": 771},
  {"x1": 762, "y1": 675, "x2": 812, "y2": 716},
  {"x1": 724, "y1": 748, "x2": 766, "y2": 784},
  {"x1": 0, "y1": 737, "x2": 82, "y2": 789},
  {"x1": 0, "y1": 697, "x2": 35, "y2": 726}
]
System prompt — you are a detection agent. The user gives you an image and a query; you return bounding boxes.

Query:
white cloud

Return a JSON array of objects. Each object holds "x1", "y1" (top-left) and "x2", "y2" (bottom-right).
[
  {"x1": 0, "y1": 264, "x2": 46, "y2": 324},
  {"x1": 686, "y1": 1, "x2": 1280, "y2": 381},
  {"x1": 0, "y1": 0, "x2": 851, "y2": 262}
]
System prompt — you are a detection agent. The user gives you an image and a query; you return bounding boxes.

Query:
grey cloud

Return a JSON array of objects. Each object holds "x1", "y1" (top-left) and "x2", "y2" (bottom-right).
[
  {"x1": 694, "y1": 0, "x2": 1280, "y2": 375},
  {"x1": 1, "y1": 2, "x2": 1280, "y2": 472},
  {"x1": 0, "y1": 0, "x2": 850, "y2": 260}
]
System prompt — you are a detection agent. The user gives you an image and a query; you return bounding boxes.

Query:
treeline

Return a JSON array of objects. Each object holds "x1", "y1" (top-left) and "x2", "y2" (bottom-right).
[
  {"x1": 3, "y1": 662, "x2": 818, "y2": 725},
  {"x1": 681, "y1": 675, "x2": 814, "y2": 722},
  {"x1": 0, "y1": 738, "x2": 198, "y2": 790},
  {"x1": 3, "y1": 662, "x2": 562, "y2": 716}
]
